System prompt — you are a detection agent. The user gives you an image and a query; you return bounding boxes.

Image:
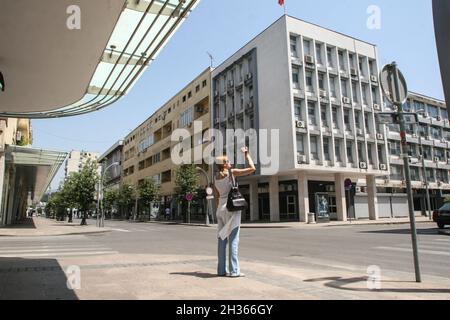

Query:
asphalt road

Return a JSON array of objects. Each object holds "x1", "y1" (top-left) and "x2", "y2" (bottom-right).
[{"x1": 1, "y1": 220, "x2": 449, "y2": 299}]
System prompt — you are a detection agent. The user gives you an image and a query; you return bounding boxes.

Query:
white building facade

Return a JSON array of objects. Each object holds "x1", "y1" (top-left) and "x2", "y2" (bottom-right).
[{"x1": 211, "y1": 15, "x2": 448, "y2": 223}]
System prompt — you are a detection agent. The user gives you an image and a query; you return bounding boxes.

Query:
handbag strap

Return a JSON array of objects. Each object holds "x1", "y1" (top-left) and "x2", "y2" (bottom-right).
[{"x1": 228, "y1": 168, "x2": 237, "y2": 188}]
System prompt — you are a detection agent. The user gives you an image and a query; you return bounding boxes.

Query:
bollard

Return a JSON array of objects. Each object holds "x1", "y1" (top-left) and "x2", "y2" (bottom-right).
[{"x1": 308, "y1": 212, "x2": 316, "y2": 224}]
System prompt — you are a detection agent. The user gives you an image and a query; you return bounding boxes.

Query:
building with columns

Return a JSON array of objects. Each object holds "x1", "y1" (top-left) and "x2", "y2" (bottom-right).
[{"x1": 212, "y1": 15, "x2": 396, "y2": 223}]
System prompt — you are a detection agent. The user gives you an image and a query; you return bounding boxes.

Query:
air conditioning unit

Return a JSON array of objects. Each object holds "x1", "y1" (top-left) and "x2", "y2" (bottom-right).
[
  {"x1": 296, "y1": 120, "x2": 306, "y2": 129},
  {"x1": 357, "y1": 129, "x2": 364, "y2": 136},
  {"x1": 214, "y1": 90, "x2": 219, "y2": 97},
  {"x1": 373, "y1": 104, "x2": 381, "y2": 111},
  {"x1": 359, "y1": 162, "x2": 368, "y2": 169},
  {"x1": 434, "y1": 157, "x2": 440, "y2": 163},
  {"x1": 342, "y1": 97, "x2": 351, "y2": 104},
  {"x1": 422, "y1": 112, "x2": 429, "y2": 118},
  {"x1": 228, "y1": 80, "x2": 234, "y2": 87},
  {"x1": 355, "y1": 186, "x2": 362, "y2": 193},
  {"x1": 305, "y1": 55, "x2": 315, "y2": 64},
  {"x1": 379, "y1": 163, "x2": 388, "y2": 171},
  {"x1": 441, "y1": 138, "x2": 447, "y2": 143},
  {"x1": 350, "y1": 68, "x2": 358, "y2": 76},
  {"x1": 297, "y1": 154, "x2": 307, "y2": 164},
  {"x1": 412, "y1": 134, "x2": 418, "y2": 138},
  {"x1": 438, "y1": 181, "x2": 443, "y2": 187},
  {"x1": 214, "y1": 118, "x2": 220, "y2": 125},
  {"x1": 376, "y1": 133, "x2": 384, "y2": 140},
  {"x1": 246, "y1": 73, "x2": 253, "y2": 81},
  {"x1": 370, "y1": 75, "x2": 378, "y2": 83},
  {"x1": 392, "y1": 105, "x2": 399, "y2": 112},
  {"x1": 437, "y1": 116, "x2": 442, "y2": 121},
  {"x1": 319, "y1": 90, "x2": 328, "y2": 98}
]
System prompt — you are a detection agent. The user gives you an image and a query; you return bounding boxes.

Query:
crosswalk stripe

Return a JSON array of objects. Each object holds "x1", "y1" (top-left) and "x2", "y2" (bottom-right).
[
  {"x1": 375, "y1": 246, "x2": 450, "y2": 256},
  {"x1": 434, "y1": 238, "x2": 450, "y2": 242},
  {"x1": 0, "y1": 245, "x2": 106, "y2": 250},
  {"x1": 0, "y1": 251, "x2": 118, "y2": 258},
  {"x1": 0, "y1": 247, "x2": 109, "y2": 254},
  {"x1": 110, "y1": 228, "x2": 131, "y2": 232}
]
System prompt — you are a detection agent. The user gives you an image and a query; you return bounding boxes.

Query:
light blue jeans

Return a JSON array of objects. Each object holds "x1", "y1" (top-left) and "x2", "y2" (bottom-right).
[{"x1": 217, "y1": 226, "x2": 240, "y2": 276}]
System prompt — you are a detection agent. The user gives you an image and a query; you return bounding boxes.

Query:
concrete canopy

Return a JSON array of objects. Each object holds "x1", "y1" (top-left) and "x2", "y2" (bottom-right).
[{"x1": 0, "y1": 0, "x2": 200, "y2": 118}]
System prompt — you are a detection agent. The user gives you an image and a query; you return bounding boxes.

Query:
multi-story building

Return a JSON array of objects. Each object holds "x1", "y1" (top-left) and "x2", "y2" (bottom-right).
[
  {"x1": 122, "y1": 68, "x2": 211, "y2": 213},
  {"x1": 212, "y1": 15, "x2": 393, "y2": 223},
  {"x1": 379, "y1": 92, "x2": 450, "y2": 216},
  {"x1": 64, "y1": 150, "x2": 100, "y2": 179},
  {"x1": 98, "y1": 140, "x2": 124, "y2": 191}
]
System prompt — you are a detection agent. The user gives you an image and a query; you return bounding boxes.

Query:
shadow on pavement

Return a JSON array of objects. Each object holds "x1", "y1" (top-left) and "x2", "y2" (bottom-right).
[
  {"x1": 0, "y1": 218, "x2": 36, "y2": 229},
  {"x1": 304, "y1": 276, "x2": 450, "y2": 294},
  {"x1": 170, "y1": 271, "x2": 221, "y2": 279},
  {"x1": 0, "y1": 258, "x2": 79, "y2": 300}
]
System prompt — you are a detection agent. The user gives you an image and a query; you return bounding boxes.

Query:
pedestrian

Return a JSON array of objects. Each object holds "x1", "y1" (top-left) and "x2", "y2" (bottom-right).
[
  {"x1": 165, "y1": 207, "x2": 171, "y2": 221},
  {"x1": 213, "y1": 146, "x2": 256, "y2": 278}
]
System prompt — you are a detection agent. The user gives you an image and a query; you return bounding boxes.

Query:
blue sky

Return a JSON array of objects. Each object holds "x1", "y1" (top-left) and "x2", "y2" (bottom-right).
[{"x1": 34, "y1": 0, "x2": 444, "y2": 190}]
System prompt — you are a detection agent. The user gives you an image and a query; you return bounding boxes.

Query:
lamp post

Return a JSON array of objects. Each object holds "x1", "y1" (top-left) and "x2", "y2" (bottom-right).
[
  {"x1": 196, "y1": 166, "x2": 213, "y2": 225},
  {"x1": 97, "y1": 161, "x2": 120, "y2": 228}
]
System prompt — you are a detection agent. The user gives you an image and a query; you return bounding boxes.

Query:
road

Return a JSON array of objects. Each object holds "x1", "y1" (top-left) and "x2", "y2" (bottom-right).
[{"x1": 1, "y1": 220, "x2": 449, "y2": 299}]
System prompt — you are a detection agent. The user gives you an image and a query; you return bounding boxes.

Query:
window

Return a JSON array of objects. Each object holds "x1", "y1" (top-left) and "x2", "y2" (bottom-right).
[
  {"x1": 389, "y1": 141, "x2": 401, "y2": 156},
  {"x1": 202, "y1": 80, "x2": 207, "y2": 87},
  {"x1": 372, "y1": 87, "x2": 378, "y2": 104},
  {"x1": 354, "y1": 111, "x2": 361, "y2": 130},
  {"x1": 367, "y1": 144, "x2": 374, "y2": 164},
  {"x1": 437, "y1": 170, "x2": 448, "y2": 183},
  {"x1": 316, "y1": 43, "x2": 323, "y2": 64},
  {"x1": 347, "y1": 142, "x2": 354, "y2": 163},
  {"x1": 292, "y1": 66, "x2": 300, "y2": 89},
  {"x1": 297, "y1": 134, "x2": 305, "y2": 155},
  {"x1": 305, "y1": 70, "x2": 314, "y2": 92},
  {"x1": 182, "y1": 95, "x2": 186, "y2": 103},
  {"x1": 335, "y1": 141, "x2": 342, "y2": 162},
  {"x1": 423, "y1": 146, "x2": 432, "y2": 160},
  {"x1": 188, "y1": 91, "x2": 192, "y2": 99},
  {"x1": 310, "y1": 136, "x2": 319, "y2": 160},
  {"x1": 352, "y1": 82, "x2": 358, "y2": 102},
  {"x1": 332, "y1": 107, "x2": 339, "y2": 129},
  {"x1": 361, "y1": 84, "x2": 368, "y2": 105},
  {"x1": 390, "y1": 165, "x2": 404, "y2": 180},
  {"x1": 308, "y1": 102, "x2": 316, "y2": 125},
  {"x1": 378, "y1": 145, "x2": 384, "y2": 163},
  {"x1": 153, "y1": 153, "x2": 161, "y2": 164},
  {"x1": 431, "y1": 126, "x2": 442, "y2": 140},
  {"x1": 364, "y1": 113, "x2": 371, "y2": 132},
  {"x1": 358, "y1": 142, "x2": 365, "y2": 162},
  {"x1": 435, "y1": 148, "x2": 445, "y2": 161},
  {"x1": 196, "y1": 85, "x2": 200, "y2": 93},
  {"x1": 180, "y1": 107, "x2": 194, "y2": 127},
  {"x1": 344, "y1": 109, "x2": 351, "y2": 131},
  {"x1": 442, "y1": 109, "x2": 449, "y2": 120},
  {"x1": 327, "y1": 47, "x2": 334, "y2": 68},
  {"x1": 318, "y1": 73, "x2": 325, "y2": 90},
  {"x1": 323, "y1": 138, "x2": 331, "y2": 161},
  {"x1": 338, "y1": 51, "x2": 345, "y2": 71},
  {"x1": 321, "y1": 105, "x2": 328, "y2": 127},
  {"x1": 359, "y1": 57, "x2": 365, "y2": 76},
  {"x1": 303, "y1": 39, "x2": 311, "y2": 56},
  {"x1": 290, "y1": 35, "x2": 298, "y2": 57},
  {"x1": 428, "y1": 104, "x2": 440, "y2": 119},
  {"x1": 341, "y1": 79, "x2": 348, "y2": 97},
  {"x1": 294, "y1": 99, "x2": 302, "y2": 121},
  {"x1": 329, "y1": 76, "x2": 337, "y2": 97},
  {"x1": 426, "y1": 168, "x2": 435, "y2": 182}
]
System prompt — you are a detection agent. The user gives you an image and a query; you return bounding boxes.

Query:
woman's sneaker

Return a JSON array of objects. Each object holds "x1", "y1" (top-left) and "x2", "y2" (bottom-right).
[{"x1": 230, "y1": 273, "x2": 245, "y2": 278}]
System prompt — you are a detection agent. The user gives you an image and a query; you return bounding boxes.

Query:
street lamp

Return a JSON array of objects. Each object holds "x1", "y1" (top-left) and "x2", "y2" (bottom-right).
[
  {"x1": 196, "y1": 166, "x2": 214, "y2": 225},
  {"x1": 97, "y1": 161, "x2": 120, "y2": 228},
  {"x1": 415, "y1": 110, "x2": 433, "y2": 220}
]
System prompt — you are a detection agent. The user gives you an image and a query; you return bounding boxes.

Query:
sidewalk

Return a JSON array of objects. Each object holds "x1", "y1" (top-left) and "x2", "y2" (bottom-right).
[
  {"x1": 0, "y1": 217, "x2": 111, "y2": 237},
  {"x1": 147, "y1": 216, "x2": 434, "y2": 229}
]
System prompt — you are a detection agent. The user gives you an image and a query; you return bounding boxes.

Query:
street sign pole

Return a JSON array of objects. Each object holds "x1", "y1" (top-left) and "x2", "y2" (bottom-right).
[{"x1": 388, "y1": 62, "x2": 422, "y2": 283}]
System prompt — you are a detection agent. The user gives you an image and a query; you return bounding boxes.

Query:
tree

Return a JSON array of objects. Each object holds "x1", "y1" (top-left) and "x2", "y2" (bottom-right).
[
  {"x1": 104, "y1": 188, "x2": 120, "y2": 218},
  {"x1": 70, "y1": 159, "x2": 99, "y2": 225},
  {"x1": 118, "y1": 183, "x2": 135, "y2": 219},
  {"x1": 174, "y1": 164, "x2": 200, "y2": 222},
  {"x1": 138, "y1": 178, "x2": 161, "y2": 220}
]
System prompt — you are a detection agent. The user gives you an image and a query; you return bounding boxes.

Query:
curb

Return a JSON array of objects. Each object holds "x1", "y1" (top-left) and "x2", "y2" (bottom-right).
[
  {"x1": 320, "y1": 220, "x2": 434, "y2": 228},
  {"x1": 145, "y1": 221, "x2": 214, "y2": 228},
  {"x1": 438, "y1": 230, "x2": 450, "y2": 236}
]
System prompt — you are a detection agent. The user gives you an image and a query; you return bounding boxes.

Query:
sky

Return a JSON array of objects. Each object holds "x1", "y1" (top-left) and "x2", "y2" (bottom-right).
[{"x1": 32, "y1": 0, "x2": 444, "y2": 190}]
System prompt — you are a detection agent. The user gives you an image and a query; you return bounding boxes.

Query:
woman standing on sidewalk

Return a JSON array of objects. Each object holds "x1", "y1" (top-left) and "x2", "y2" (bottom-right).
[{"x1": 213, "y1": 147, "x2": 256, "y2": 277}]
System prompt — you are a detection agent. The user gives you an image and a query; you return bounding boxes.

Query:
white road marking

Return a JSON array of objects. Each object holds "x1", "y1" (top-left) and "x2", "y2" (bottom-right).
[
  {"x1": 0, "y1": 247, "x2": 109, "y2": 253},
  {"x1": 375, "y1": 246, "x2": 450, "y2": 256},
  {"x1": 109, "y1": 228, "x2": 131, "y2": 232},
  {"x1": 0, "y1": 251, "x2": 118, "y2": 258}
]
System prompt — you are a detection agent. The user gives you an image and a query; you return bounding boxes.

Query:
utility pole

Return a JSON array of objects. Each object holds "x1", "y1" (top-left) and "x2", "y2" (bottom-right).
[{"x1": 418, "y1": 135, "x2": 433, "y2": 220}]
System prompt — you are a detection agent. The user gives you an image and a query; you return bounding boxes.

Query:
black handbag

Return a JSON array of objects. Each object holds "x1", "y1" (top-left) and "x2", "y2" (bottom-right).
[{"x1": 226, "y1": 168, "x2": 248, "y2": 212}]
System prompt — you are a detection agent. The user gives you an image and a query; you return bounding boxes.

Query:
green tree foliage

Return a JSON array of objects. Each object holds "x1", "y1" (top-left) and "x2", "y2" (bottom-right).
[
  {"x1": 138, "y1": 178, "x2": 161, "y2": 209},
  {"x1": 174, "y1": 164, "x2": 200, "y2": 201},
  {"x1": 117, "y1": 183, "x2": 135, "y2": 218},
  {"x1": 104, "y1": 189, "x2": 120, "y2": 212}
]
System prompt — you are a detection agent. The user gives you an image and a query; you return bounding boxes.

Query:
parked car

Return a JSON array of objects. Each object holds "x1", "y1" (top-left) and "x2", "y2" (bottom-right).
[{"x1": 433, "y1": 202, "x2": 450, "y2": 229}]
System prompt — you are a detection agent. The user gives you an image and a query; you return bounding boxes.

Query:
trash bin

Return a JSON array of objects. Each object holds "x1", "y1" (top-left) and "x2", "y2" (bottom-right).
[{"x1": 308, "y1": 212, "x2": 316, "y2": 224}]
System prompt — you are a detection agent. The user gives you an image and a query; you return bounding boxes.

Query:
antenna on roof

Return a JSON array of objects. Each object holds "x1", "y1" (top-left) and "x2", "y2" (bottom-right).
[{"x1": 207, "y1": 52, "x2": 214, "y2": 68}]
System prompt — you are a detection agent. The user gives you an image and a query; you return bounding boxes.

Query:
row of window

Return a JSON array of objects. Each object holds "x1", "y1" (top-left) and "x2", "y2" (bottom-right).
[
  {"x1": 390, "y1": 165, "x2": 449, "y2": 183},
  {"x1": 403, "y1": 100, "x2": 448, "y2": 121},
  {"x1": 296, "y1": 134, "x2": 386, "y2": 165},
  {"x1": 290, "y1": 34, "x2": 377, "y2": 76},
  {"x1": 388, "y1": 140, "x2": 450, "y2": 161},
  {"x1": 292, "y1": 66, "x2": 380, "y2": 105},
  {"x1": 387, "y1": 123, "x2": 450, "y2": 141}
]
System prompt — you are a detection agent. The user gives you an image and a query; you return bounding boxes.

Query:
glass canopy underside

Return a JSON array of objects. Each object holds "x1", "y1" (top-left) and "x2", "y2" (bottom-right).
[{"x1": 1, "y1": 0, "x2": 199, "y2": 119}]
